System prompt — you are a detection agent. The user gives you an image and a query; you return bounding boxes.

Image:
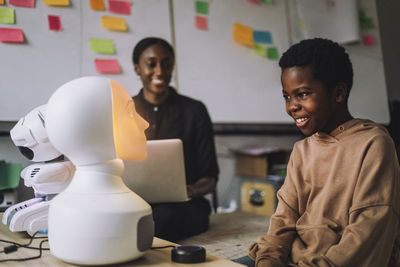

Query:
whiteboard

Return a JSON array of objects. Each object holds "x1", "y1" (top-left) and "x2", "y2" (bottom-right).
[
  {"x1": 173, "y1": 0, "x2": 390, "y2": 124},
  {"x1": 173, "y1": 0, "x2": 291, "y2": 123},
  {"x1": 0, "y1": 0, "x2": 390, "y2": 125},
  {"x1": 0, "y1": 0, "x2": 172, "y2": 121}
]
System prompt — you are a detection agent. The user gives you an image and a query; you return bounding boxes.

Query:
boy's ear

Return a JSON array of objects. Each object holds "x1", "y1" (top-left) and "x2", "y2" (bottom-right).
[
  {"x1": 134, "y1": 64, "x2": 141, "y2": 75},
  {"x1": 334, "y1": 83, "x2": 348, "y2": 103}
]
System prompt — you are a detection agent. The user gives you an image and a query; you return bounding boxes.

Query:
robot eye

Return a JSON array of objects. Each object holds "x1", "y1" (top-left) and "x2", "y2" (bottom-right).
[{"x1": 17, "y1": 146, "x2": 34, "y2": 160}]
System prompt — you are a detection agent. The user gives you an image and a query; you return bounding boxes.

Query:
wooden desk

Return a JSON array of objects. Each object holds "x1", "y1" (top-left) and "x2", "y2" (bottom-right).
[{"x1": 0, "y1": 214, "x2": 243, "y2": 266}]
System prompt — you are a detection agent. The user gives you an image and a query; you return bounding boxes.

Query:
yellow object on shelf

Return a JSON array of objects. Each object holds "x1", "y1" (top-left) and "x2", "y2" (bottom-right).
[{"x1": 241, "y1": 181, "x2": 276, "y2": 216}]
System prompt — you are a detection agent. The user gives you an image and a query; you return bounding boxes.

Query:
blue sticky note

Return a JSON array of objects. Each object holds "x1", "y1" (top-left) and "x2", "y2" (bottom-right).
[{"x1": 253, "y1": 30, "x2": 272, "y2": 44}]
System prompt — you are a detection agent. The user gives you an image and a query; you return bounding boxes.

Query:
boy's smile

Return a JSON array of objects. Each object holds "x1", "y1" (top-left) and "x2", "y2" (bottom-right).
[{"x1": 281, "y1": 66, "x2": 339, "y2": 136}]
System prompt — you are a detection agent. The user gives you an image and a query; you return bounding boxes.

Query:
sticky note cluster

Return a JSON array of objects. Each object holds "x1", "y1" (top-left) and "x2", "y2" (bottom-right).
[
  {"x1": 195, "y1": 1, "x2": 208, "y2": 31},
  {"x1": 0, "y1": 7, "x2": 23, "y2": 43},
  {"x1": 0, "y1": 0, "x2": 73, "y2": 44},
  {"x1": 90, "y1": 0, "x2": 131, "y2": 31},
  {"x1": 89, "y1": 0, "x2": 132, "y2": 74},
  {"x1": 233, "y1": 23, "x2": 279, "y2": 60}
]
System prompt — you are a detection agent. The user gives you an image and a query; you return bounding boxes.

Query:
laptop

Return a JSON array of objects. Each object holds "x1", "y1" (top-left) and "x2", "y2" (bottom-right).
[{"x1": 122, "y1": 139, "x2": 189, "y2": 204}]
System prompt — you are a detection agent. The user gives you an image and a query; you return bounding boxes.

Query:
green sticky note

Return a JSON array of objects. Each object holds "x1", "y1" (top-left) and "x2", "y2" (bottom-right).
[
  {"x1": 262, "y1": 0, "x2": 272, "y2": 3},
  {"x1": 253, "y1": 44, "x2": 267, "y2": 57},
  {"x1": 267, "y1": 46, "x2": 279, "y2": 60},
  {"x1": 89, "y1": 38, "x2": 115, "y2": 54},
  {"x1": 0, "y1": 8, "x2": 15, "y2": 24},
  {"x1": 195, "y1": 1, "x2": 208, "y2": 15}
]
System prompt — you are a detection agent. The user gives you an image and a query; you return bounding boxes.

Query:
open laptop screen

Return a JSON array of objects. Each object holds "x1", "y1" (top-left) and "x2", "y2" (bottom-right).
[{"x1": 122, "y1": 139, "x2": 189, "y2": 203}]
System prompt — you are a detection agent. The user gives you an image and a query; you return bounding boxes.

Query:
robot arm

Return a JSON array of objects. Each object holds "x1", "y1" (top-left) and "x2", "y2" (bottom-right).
[{"x1": 21, "y1": 161, "x2": 75, "y2": 196}]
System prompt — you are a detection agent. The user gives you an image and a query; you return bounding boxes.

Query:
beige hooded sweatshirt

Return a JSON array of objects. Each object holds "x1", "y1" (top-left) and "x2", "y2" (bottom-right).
[{"x1": 249, "y1": 119, "x2": 400, "y2": 267}]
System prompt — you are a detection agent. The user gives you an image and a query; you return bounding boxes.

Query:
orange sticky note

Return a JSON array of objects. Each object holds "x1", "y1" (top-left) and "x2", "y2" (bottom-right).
[
  {"x1": 108, "y1": 0, "x2": 131, "y2": 15},
  {"x1": 43, "y1": 0, "x2": 70, "y2": 6},
  {"x1": 101, "y1": 16, "x2": 127, "y2": 31},
  {"x1": 10, "y1": 0, "x2": 35, "y2": 7},
  {"x1": 95, "y1": 59, "x2": 121, "y2": 74},
  {"x1": 48, "y1": 15, "x2": 62, "y2": 31},
  {"x1": 233, "y1": 23, "x2": 254, "y2": 47},
  {"x1": 90, "y1": 0, "x2": 105, "y2": 11},
  {"x1": 0, "y1": 27, "x2": 24, "y2": 43},
  {"x1": 0, "y1": 0, "x2": 4, "y2": 5},
  {"x1": 195, "y1": 16, "x2": 207, "y2": 30}
]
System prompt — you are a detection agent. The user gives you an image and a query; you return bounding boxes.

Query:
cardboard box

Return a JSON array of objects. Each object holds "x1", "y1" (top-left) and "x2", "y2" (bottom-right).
[
  {"x1": 234, "y1": 147, "x2": 289, "y2": 178},
  {"x1": 236, "y1": 154, "x2": 269, "y2": 178},
  {"x1": 240, "y1": 176, "x2": 284, "y2": 216}
]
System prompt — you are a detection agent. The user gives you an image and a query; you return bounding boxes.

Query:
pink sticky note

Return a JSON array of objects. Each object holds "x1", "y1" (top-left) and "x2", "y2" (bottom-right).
[
  {"x1": 248, "y1": 0, "x2": 261, "y2": 3},
  {"x1": 95, "y1": 59, "x2": 121, "y2": 74},
  {"x1": 108, "y1": 0, "x2": 131, "y2": 15},
  {"x1": 362, "y1": 35, "x2": 375, "y2": 46},
  {"x1": 195, "y1": 16, "x2": 208, "y2": 30},
  {"x1": 10, "y1": 0, "x2": 35, "y2": 7},
  {"x1": 48, "y1": 15, "x2": 62, "y2": 31},
  {"x1": 0, "y1": 27, "x2": 24, "y2": 43}
]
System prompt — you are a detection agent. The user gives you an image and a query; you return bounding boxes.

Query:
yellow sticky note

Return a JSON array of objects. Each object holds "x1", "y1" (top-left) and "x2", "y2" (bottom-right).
[
  {"x1": 101, "y1": 16, "x2": 127, "y2": 32},
  {"x1": 43, "y1": 0, "x2": 70, "y2": 6},
  {"x1": 90, "y1": 0, "x2": 105, "y2": 11},
  {"x1": 233, "y1": 23, "x2": 254, "y2": 47}
]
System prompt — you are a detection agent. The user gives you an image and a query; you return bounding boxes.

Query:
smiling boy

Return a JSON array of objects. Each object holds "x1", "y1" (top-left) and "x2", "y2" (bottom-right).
[{"x1": 240, "y1": 38, "x2": 400, "y2": 266}]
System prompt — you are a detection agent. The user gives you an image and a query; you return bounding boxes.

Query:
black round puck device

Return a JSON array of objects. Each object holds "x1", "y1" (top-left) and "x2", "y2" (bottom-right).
[{"x1": 171, "y1": 245, "x2": 206, "y2": 263}]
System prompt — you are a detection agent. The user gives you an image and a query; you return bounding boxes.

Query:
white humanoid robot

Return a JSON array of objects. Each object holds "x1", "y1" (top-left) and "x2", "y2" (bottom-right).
[
  {"x1": 2, "y1": 105, "x2": 74, "y2": 236},
  {"x1": 45, "y1": 76, "x2": 154, "y2": 265}
]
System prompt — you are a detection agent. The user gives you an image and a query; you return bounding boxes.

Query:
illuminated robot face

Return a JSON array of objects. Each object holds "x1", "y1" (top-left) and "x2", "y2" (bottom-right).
[
  {"x1": 10, "y1": 105, "x2": 62, "y2": 162},
  {"x1": 45, "y1": 76, "x2": 149, "y2": 166}
]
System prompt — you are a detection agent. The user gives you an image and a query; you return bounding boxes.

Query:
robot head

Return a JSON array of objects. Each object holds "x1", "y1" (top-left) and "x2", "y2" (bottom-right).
[
  {"x1": 45, "y1": 76, "x2": 149, "y2": 166},
  {"x1": 10, "y1": 105, "x2": 62, "y2": 162}
]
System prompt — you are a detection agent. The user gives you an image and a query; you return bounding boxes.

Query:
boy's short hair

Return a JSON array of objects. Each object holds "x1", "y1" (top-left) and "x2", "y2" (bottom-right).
[{"x1": 279, "y1": 38, "x2": 353, "y2": 98}]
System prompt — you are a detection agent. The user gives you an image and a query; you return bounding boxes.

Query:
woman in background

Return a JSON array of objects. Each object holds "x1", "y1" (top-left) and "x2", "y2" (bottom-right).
[{"x1": 131, "y1": 37, "x2": 219, "y2": 242}]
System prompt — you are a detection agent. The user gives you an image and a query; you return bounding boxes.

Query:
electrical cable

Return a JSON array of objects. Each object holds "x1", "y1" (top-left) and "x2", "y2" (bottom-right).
[
  {"x1": 0, "y1": 231, "x2": 49, "y2": 262},
  {"x1": 0, "y1": 239, "x2": 48, "y2": 262},
  {"x1": 0, "y1": 231, "x2": 49, "y2": 251}
]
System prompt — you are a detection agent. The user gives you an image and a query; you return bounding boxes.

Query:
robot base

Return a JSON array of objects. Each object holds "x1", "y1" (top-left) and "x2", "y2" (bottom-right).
[{"x1": 48, "y1": 167, "x2": 154, "y2": 265}]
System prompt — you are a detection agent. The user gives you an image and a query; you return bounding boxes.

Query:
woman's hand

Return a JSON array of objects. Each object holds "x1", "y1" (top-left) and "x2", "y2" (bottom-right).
[{"x1": 186, "y1": 177, "x2": 216, "y2": 198}]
